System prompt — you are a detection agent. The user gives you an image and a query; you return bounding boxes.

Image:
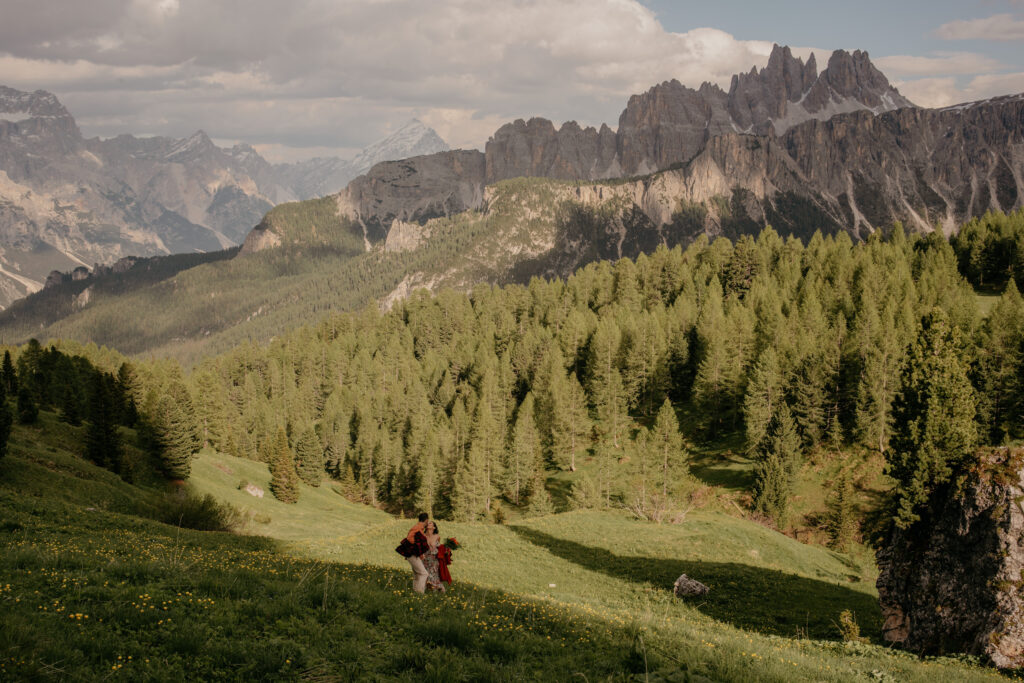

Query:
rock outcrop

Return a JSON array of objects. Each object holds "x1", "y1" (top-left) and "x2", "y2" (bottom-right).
[
  {"x1": 339, "y1": 150, "x2": 486, "y2": 242},
  {"x1": 485, "y1": 118, "x2": 618, "y2": 182},
  {"x1": 673, "y1": 574, "x2": 710, "y2": 597},
  {"x1": 877, "y1": 447, "x2": 1024, "y2": 668}
]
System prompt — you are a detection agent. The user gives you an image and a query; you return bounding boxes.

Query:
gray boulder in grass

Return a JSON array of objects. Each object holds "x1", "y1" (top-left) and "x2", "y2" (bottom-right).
[{"x1": 673, "y1": 574, "x2": 709, "y2": 597}]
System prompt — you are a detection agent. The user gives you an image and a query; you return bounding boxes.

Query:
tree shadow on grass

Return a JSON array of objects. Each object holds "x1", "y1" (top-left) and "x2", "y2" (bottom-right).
[
  {"x1": 508, "y1": 525, "x2": 881, "y2": 642},
  {"x1": 688, "y1": 449, "x2": 754, "y2": 491}
]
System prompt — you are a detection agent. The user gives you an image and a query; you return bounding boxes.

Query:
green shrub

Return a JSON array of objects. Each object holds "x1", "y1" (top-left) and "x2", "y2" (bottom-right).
[{"x1": 158, "y1": 490, "x2": 242, "y2": 531}]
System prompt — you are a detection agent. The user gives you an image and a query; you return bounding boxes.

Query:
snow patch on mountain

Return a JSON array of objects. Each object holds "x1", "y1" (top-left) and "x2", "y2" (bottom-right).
[{"x1": 349, "y1": 120, "x2": 450, "y2": 177}]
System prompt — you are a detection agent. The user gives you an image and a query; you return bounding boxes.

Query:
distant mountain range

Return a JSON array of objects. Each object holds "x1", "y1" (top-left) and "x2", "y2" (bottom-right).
[
  {"x1": 300, "y1": 45, "x2": 1018, "y2": 249},
  {"x1": 0, "y1": 89, "x2": 448, "y2": 308},
  {"x1": 2, "y1": 44, "x2": 1023, "y2": 361}
]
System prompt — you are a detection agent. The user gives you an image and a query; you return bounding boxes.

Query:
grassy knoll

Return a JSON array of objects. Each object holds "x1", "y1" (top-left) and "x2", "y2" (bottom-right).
[{"x1": 0, "y1": 420, "x2": 1012, "y2": 681}]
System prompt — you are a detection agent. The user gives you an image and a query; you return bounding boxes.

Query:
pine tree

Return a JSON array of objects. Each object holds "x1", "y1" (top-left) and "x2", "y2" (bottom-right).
[
  {"x1": 751, "y1": 404, "x2": 801, "y2": 526},
  {"x1": 0, "y1": 380, "x2": 11, "y2": 461},
  {"x1": 743, "y1": 348, "x2": 782, "y2": 454},
  {"x1": 650, "y1": 398, "x2": 687, "y2": 498},
  {"x1": 85, "y1": 373, "x2": 123, "y2": 475},
  {"x1": 887, "y1": 309, "x2": 978, "y2": 529},
  {"x1": 16, "y1": 387, "x2": 37, "y2": 425},
  {"x1": 526, "y1": 460, "x2": 554, "y2": 516},
  {"x1": 413, "y1": 443, "x2": 437, "y2": 516},
  {"x1": 116, "y1": 362, "x2": 138, "y2": 426},
  {"x1": 270, "y1": 427, "x2": 300, "y2": 503},
  {"x1": 975, "y1": 279, "x2": 1024, "y2": 442},
  {"x1": 151, "y1": 395, "x2": 193, "y2": 479},
  {"x1": 452, "y1": 437, "x2": 491, "y2": 521},
  {"x1": 826, "y1": 472, "x2": 858, "y2": 551},
  {"x1": 853, "y1": 290, "x2": 907, "y2": 454},
  {"x1": 693, "y1": 277, "x2": 732, "y2": 435},
  {"x1": 1, "y1": 350, "x2": 17, "y2": 395},
  {"x1": 587, "y1": 319, "x2": 628, "y2": 449},
  {"x1": 506, "y1": 393, "x2": 541, "y2": 505},
  {"x1": 294, "y1": 425, "x2": 323, "y2": 486},
  {"x1": 59, "y1": 382, "x2": 82, "y2": 426},
  {"x1": 549, "y1": 372, "x2": 591, "y2": 471}
]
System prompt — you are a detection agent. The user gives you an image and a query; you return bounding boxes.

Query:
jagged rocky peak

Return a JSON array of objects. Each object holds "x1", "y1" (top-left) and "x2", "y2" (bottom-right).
[
  {"x1": 728, "y1": 44, "x2": 818, "y2": 130},
  {"x1": 476, "y1": 45, "x2": 918, "y2": 182},
  {"x1": 0, "y1": 86, "x2": 82, "y2": 155},
  {"x1": 485, "y1": 117, "x2": 618, "y2": 182},
  {"x1": 0, "y1": 85, "x2": 75, "y2": 121},
  {"x1": 164, "y1": 129, "x2": 218, "y2": 162},
  {"x1": 800, "y1": 48, "x2": 913, "y2": 118}
]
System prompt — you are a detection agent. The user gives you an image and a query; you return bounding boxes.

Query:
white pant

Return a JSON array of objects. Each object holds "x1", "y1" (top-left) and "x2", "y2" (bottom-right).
[{"x1": 407, "y1": 556, "x2": 427, "y2": 593}]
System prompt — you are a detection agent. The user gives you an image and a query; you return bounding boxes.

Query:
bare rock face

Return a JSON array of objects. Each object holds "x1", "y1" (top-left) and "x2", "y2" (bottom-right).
[
  {"x1": 673, "y1": 574, "x2": 710, "y2": 598},
  {"x1": 877, "y1": 447, "x2": 1024, "y2": 668},
  {"x1": 485, "y1": 118, "x2": 618, "y2": 183},
  {"x1": 487, "y1": 45, "x2": 913, "y2": 182},
  {"x1": 341, "y1": 150, "x2": 485, "y2": 242}
]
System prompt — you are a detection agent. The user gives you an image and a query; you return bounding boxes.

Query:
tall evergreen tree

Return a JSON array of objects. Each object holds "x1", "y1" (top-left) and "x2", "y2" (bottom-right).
[
  {"x1": 826, "y1": 472, "x2": 858, "y2": 551},
  {"x1": 650, "y1": 398, "x2": 687, "y2": 498},
  {"x1": 505, "y1": 393, "x2": 541, "y2": 505},
  {"x1": 150, "y1": 394, "x2": 193, "y2": 479},
  {"x1": 1, "y1": 350, "x2": 17, "y2": 395},
  {"x1": 85, "y1": 373, "x2": 123, "y2": 475},
  {"x1": 751, "y1": 404, "x2": 801, "y2": 526},
  {"x1": 975, "y1": 280, "x2": 1024, "y2": 442},
  {"x1": 743, "y1": 348, "x2": 783, "y2": 454},
  {"x1": 0, "y1": 379, "x2": 11, "y2": 461},
  {"x1": 16, "y1": 386, "x2": 37, "y2": 425},
  {"x1": 549, "y1": 372, "x2": 591, "y2": 471},
  {"x1": 294, "y1": 425, "x2": 324, "y2": 486},
  {"x1": 587, "y1": 319, "x2": 628, "y2": 449},
  {"x1": 270, "y1": 427, "x2": 300, "y2": 503},
  {"x1": 887, "y1": 309, "x2": 978, "y2": 529}
]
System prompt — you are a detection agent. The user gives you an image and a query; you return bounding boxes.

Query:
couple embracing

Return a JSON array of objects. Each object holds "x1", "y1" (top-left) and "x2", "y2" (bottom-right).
[{"x1": 396, "y1": 512, "x2": 457, "y2": 593}]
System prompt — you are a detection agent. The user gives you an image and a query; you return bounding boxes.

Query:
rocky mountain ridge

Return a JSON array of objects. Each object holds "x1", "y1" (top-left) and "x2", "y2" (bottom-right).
[
  {"x1": 0, "y1": 86, "x2": 448, "y2": 309},
  {"x1": 288, "y1": 52, "x2": 1019, "y2": 256},
  {"x1": 288, "y1": 45, "x2": 928, "y2": 249}
]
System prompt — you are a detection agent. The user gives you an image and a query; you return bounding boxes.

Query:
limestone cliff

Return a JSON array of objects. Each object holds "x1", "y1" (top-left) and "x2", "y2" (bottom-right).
[{"x1": 877, "y1": 448, "x2": 1024, "y2": 668}]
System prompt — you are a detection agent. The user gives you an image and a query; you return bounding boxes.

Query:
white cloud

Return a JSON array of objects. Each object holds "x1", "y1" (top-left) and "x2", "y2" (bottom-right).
[
  {"x1": 0, "y1": 0, "x2": 797, "y2": 154},
  {"x1": 894, "y1": 72, "x2": 1024, "y2": 108},
  {"x1": 936, "y1": 13, "x2": 1024, "y2": 41},
  {"x1": 874, "y1": 52, "x2": 1005, "y2": 77}
]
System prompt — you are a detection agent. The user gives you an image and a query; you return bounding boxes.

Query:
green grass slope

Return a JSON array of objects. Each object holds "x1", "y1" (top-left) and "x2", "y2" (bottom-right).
[{"x1": 0, "y1": 420, "x2": 1011, "y2": 681}]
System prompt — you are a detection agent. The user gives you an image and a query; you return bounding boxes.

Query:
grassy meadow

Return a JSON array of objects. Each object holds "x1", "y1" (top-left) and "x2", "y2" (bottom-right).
[{"x1": 0, "y1": 412, "x2": 1014, "y2": 681}]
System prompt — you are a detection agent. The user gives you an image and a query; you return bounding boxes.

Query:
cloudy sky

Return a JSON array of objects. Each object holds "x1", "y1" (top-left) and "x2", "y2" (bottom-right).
[{"x1": 1, "y1": 0, "x2": 1022, "y2": 162}]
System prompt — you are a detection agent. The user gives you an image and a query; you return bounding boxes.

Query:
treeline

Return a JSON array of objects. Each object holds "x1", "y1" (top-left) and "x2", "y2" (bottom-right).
[
  {"x1": 951, "y1": 208, "x2": 1024, "y2": 290},
  {"x1": 1, "y1": 339, "x2": 202, "y2": 483},
  {"x1": 183, "y1": 216, "x2": 1023, "y2": 525}
]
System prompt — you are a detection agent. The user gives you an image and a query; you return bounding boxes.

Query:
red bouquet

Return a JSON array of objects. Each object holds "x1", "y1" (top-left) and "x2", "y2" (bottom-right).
[{"x1": 437, "y1": 538, "x2": 459, "y2": 585}]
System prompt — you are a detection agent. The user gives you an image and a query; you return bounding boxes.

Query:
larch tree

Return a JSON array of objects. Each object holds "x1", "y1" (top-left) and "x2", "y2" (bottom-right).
[
  {"x1": 549, "y1": 372, "x2": 591, "y2": 472},
  {"x1": 294, "y1": 425, "x2": 324, "y2": 487},
  {"x1": 650, "y1": 398, "x2": 687, "y2": 498},
  {"x1": 85, "y1": 373, "x2": 123, "y2": 476},
  {"x1": 270, "y1": 427, "x2": 300, "y2": 504},
  {"x1": 743, "y1": 347, "x2": 783, "y2": 454},
  {"x1": 506, "y1": 393, "x2": 541, "y2": 506},
  {"x1": 751, "y1": 404, "x2": 801, "y2": 527},
  {"x1": 887, "y1": 309, "x2": 978, "y2": 529}
]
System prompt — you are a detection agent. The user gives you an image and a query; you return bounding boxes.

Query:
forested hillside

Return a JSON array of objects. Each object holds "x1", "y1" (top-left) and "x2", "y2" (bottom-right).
[{"x1": 172, "y1": 217, "x2": 1023, "y2": 532}]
